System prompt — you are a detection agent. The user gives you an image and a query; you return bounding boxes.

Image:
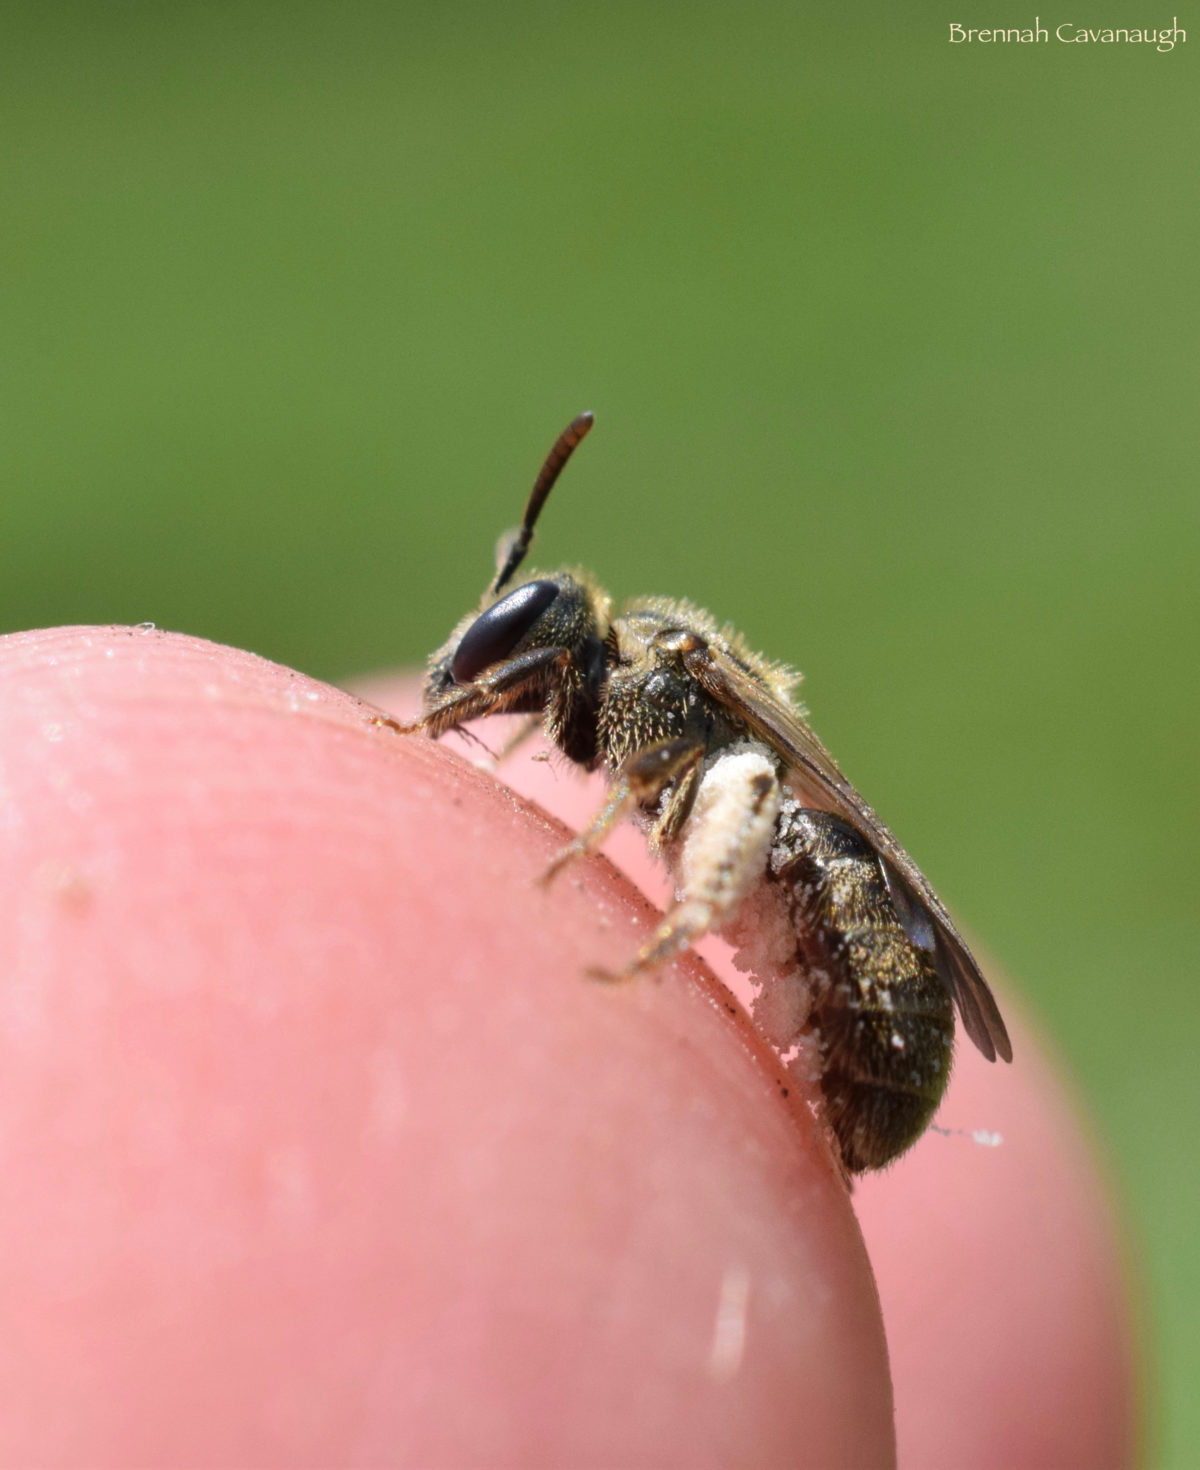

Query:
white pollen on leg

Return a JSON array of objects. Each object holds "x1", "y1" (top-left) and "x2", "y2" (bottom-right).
[{"x1": 676, "y1": 745, "x2": 782, "y2": 926}]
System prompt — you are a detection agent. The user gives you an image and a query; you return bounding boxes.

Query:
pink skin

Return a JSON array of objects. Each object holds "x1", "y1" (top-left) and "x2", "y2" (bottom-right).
[{"x1": 0, "y1": 627, "x2": 1135, "y2": 1467}]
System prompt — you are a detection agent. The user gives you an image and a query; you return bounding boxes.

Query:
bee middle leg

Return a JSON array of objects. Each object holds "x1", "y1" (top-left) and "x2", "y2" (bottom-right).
[
  {"x1": 540, "y1": 737, "x2": 705, "y2": 885},
  {"x1": 597, "y1": 747, "x2": 782, "y2": 982},
  {"x1": 492, "y1": 714, "x2": 544, "y2": 765}
]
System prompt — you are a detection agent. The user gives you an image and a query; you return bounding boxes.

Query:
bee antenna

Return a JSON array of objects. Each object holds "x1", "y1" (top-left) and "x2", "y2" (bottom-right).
[{"x1": 492, "y1": 410, "x2": 595, "y2": 593}]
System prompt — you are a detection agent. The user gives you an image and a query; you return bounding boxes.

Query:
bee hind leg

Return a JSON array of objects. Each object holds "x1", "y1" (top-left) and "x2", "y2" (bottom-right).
[{"x1": 595, "y1": 746, "x2": 783, "y2": 982}]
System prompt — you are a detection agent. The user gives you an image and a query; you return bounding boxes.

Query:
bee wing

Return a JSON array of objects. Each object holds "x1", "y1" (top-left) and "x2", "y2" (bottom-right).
[{"x1": 687, "y1": 645, "x2": 1013, "y2": 1064}]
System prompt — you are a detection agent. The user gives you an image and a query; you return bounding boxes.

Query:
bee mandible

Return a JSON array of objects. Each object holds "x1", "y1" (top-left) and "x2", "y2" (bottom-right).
[{"x1": 398, "y1": 412, "x2": 1012, "y2": 1173}]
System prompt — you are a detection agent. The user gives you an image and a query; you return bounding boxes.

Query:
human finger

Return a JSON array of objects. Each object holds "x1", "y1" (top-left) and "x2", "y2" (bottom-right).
[{"x1": 0, "y1": 627, "x2": 894, "y2": 1468}]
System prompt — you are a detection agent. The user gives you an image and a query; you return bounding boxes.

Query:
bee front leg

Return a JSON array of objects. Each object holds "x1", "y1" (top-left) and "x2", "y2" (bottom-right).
[
  {"x1": 389, "y1": 647, "x2": 571, "y2": 739},
  {"x1": 596, "y1": 747, "x2": 782, "y2": 982},
  {"x1": 540, "y1": 737, "x2": 705, "y2": 885}
]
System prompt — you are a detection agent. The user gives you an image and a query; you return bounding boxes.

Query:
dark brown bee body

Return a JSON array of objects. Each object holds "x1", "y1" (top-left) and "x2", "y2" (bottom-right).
[
  {"x1": 773, "y1": 809, "x2": 954, "y2": 1172},
  {"x1": 401, "y1": 413, "x2": 1011, "y2": 1175}
]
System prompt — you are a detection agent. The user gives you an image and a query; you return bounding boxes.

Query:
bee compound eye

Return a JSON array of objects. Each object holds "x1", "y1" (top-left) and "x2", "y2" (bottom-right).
[{"x1": 450, "y1": 579, "x2": 560, "y2": 685}]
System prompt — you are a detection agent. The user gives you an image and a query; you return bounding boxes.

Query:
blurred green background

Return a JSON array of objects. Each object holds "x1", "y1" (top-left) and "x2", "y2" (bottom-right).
[{"x1": 2, "y1": 2, "x2": 1195, "y2": 1459}]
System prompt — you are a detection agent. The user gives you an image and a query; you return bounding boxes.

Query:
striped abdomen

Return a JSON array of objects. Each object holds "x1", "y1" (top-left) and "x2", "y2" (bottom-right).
[{"x1": 774, "y1": 809, "x2": 954, "y2": 1172}]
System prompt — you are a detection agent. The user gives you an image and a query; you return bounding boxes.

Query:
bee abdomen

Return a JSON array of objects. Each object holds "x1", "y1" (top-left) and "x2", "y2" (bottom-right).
[{"x1": 774, "y1": 809, "x2": 954, "y2": 1173}]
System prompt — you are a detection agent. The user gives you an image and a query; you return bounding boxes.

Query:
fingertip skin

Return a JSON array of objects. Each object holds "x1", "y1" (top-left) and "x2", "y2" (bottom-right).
[{"x1": 0, "y1": 627, "x2": 894, "y2": 1468}]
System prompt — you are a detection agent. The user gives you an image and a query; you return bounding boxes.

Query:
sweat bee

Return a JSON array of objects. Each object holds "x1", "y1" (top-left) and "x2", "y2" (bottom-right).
[{"x1": 399, "y1": 412, "x2": 1012, "y2": 1173}]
